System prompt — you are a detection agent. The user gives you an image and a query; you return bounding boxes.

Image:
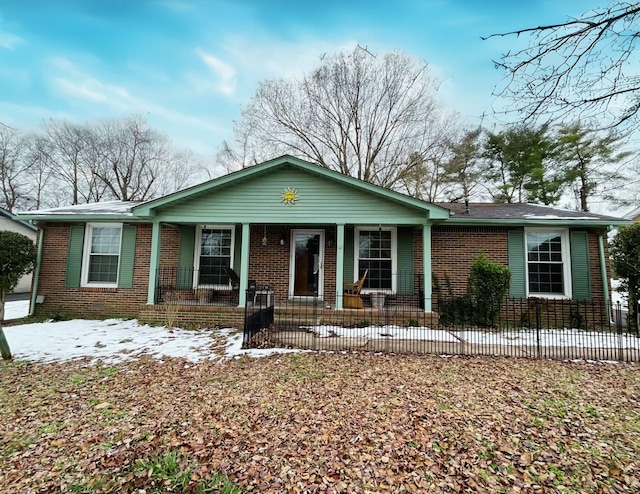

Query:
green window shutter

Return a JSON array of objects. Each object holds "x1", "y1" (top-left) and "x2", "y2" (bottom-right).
[
  {"x1": 570, "y1": 230, "x2": 592, "y2": 300},
  {"x1": 65, "y1": 225, "x2": 85, "y2": 288},
  {"x1": 343, "y1": 226, "x2": 354, "y2": 284},
  {"x1": 508, "y1": 229, "x2": 526, "y2": 298},
  {"x1": 233, "y1": 224, "x2": 242, "y2": 273},
  {"x1": 117, "y1": 225, "x2": 137, "y2": 289},
  {"x1": 397, "y1": 227, "x2": 414, "y2": 295},
  {"x1": 177, "y1": 225, "x2": 195, "y2": 289}
]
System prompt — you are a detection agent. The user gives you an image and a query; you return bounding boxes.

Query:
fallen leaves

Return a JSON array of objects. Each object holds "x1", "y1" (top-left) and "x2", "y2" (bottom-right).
[{"x1": 0, "y1": 354, "x2": 639, "y2": 493}]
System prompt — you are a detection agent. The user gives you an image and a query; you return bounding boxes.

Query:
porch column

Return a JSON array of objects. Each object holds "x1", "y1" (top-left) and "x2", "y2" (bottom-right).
[
  {"x1": 422, "y1": 223, "x2": 432, "y2": 312},
  {"x1": 147, "y1": 220, "x2": 162, "y2": 304},
  {"x1": 238, "y1": 223, "x2": 250, "y2": 307},
  {"x1": 335, "y1": 223, "x2": 345, "y2": 310}
]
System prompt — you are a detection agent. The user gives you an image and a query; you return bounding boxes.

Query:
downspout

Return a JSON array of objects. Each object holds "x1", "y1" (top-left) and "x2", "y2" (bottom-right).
[
  {"x1": 29, "y1": 226, "x2": 44, "y2": 317},
  {"x1": 598, "y1": 232, "x2": 611, "y2": 322}
]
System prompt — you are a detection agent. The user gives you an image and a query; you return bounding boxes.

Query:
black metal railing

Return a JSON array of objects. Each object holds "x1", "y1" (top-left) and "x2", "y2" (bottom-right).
[
  {"x1": 242, "y1": 295, "x2": 640, "y2": 362},
  {"x1": 155, "y1": 267, "x2": 238, "y2": 306}
]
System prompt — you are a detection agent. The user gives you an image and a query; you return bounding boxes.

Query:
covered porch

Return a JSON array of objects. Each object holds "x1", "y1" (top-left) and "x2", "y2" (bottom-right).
[{"x1": 147, "y1": 222, "x2": 434, "y2": 312}]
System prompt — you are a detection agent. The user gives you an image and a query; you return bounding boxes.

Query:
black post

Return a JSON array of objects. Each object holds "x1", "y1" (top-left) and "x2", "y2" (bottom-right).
[
  {"x1": 535, "y1": 300, "x2": 541, "y2": 359},
  {"x1": 616, "y1": 302, "x2": 624, "y2": 362}
]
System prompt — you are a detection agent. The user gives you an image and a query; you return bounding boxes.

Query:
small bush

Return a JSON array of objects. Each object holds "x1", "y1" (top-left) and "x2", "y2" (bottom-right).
[{"x1": 468, "y1": 252, "x2": 511, "y2": 327}]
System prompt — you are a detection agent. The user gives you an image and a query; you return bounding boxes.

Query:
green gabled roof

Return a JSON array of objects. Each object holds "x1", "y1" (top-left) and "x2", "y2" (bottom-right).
[{"x1": 132, "y1": 155, "x2": 451, "y2": 220}]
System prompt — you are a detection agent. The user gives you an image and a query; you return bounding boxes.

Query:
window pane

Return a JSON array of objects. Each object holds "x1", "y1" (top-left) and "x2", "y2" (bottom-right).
[
  {"x1": 360, "y1": 260, "x2": 392, "y2": 290},
  {"x1": 91, "y1": 227, "x2": 121, "y2": 254},
  {"x1": 358, "y1": 230, "x2": 392, "y2": 290},
  {"x1": 201, "y1": 229, "x2": 232, "y2": 256},
  {"x1": 88, "y1": 255, "x2": 119, "y2": 283},
  {"x1": 526, "y1": 231, "x2": 565, "y2": 295},
  {"x1": 199, "y1": 257, "x2": 231, "y2": 285},
  {"x1": 528, "y1": 263, "x2": 564, "y2": 294},
  {"x1": 199, "y1": 228, "x2": 232, "y2": 285}
]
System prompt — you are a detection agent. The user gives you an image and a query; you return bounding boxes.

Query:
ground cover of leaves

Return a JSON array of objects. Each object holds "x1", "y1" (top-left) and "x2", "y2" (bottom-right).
[{"x1": 1, "y1": 353, "x2": 639, "y2": 493}]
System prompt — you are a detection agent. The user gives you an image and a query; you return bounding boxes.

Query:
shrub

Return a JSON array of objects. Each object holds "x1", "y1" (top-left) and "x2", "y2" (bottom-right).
[{"x1": 468, "y1": 252, "x2": 511, "y2": 327}]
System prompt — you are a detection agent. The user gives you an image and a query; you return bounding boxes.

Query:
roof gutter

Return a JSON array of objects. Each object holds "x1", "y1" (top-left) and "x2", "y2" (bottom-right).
[
  {"x1": 29, "y1": 226, "x2": 45, "y2": 317},
  {"x1": 598, "y1": 232, "x2": 612, "y2": 322}
]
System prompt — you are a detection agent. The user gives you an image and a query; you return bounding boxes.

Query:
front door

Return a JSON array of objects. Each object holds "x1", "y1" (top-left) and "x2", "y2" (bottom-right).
[{"x1": 290, "y1": 230, "x2": 324, "y2": 297}]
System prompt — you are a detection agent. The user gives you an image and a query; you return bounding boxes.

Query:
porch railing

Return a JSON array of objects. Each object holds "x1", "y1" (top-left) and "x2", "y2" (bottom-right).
[{"x1": 155, "y1": 267, "x2": 238, "y2": 306}]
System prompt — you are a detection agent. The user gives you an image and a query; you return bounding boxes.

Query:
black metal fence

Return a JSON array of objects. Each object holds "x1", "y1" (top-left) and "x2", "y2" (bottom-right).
[{"x1": 243, "y1": 293, "x2": 640, "y2": 362}]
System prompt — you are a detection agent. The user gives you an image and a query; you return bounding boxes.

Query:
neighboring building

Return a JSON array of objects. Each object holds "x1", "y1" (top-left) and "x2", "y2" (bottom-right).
[
  {"x1": 0, "y1": 207, "x2": 37, "y2": 293},
  {"x1": 16, "y1": 155, "x2": 630, "y2": 327},
  {"x1": 623, "y1": 206, "x2": 640, "y2": 223}
]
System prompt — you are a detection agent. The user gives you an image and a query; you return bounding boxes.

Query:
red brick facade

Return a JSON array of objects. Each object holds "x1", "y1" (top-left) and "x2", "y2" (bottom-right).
[{"x1": 32, "y1": 222, "x2": 611, "y2": 326}]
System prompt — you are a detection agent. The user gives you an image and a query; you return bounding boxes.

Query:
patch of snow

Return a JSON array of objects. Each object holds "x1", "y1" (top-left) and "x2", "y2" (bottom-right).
[
  {"x1": 308, "y1": 324, "x2": 459, "y2": 342},
  {"x1": 3, "y1": 300, "x2": 29, "y2": 321},
  {"x1": 523, "y1": 214, "x2": 599, "y2": 220},
  {"x1": 302, "y1": 324, "x2": 640, "y2": 350},
  {"x1": 2, "y1": 318, "x2": 307, "y2": 364}
]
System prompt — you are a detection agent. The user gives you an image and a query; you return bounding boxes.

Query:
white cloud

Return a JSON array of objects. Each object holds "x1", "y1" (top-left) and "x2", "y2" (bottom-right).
[
  {"x1": 0, "y1": 30, "x2": 24, "y2": 49},
  {"x1": 194, "y1": 48, "x2": 236, "y2": 95},
  {"x1": 221, "y1": 35, "x2": 359, "y2": 81}
]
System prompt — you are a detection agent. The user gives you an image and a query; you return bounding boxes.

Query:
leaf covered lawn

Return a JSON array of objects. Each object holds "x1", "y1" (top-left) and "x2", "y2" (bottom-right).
[{"x1": 1, "y1": 354, "x2": 639, "y2": 493}]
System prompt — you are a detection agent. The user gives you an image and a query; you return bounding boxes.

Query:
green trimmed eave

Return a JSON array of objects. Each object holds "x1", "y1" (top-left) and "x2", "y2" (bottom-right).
[
  {"x1": 443, "y1": 217, "x2": 633, "y2": 229},
  {"x1": 132, "y1": 155, "x2": 451, "y2": 221}
]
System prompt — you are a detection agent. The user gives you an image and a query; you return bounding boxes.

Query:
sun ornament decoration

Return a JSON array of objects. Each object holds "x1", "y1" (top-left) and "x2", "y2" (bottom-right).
[{"x1": 281, "y1": 187, "x2": 299, "y2": 205}]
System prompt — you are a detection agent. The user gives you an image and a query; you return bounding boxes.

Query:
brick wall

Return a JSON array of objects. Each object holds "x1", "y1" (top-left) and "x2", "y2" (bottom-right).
[
  {"x1": 248, "y1": 225, "x2": 337, "y2": 303},
  {"x1": 33, "y1": 221, "x2": 610, "y2": 326}
]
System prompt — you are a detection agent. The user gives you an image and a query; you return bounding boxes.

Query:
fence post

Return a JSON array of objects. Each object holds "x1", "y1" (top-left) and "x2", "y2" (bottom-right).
[
  {"x1": 616, "y1": 302, "x2": 624, "y2": 362},
  {"x1": 535, "y1": 300, "x2": 541, "y2": 359}
]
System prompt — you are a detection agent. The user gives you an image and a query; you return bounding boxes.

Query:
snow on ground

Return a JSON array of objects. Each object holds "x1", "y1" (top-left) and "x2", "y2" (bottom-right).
[
  {"x1": 2, "y1": 300, "x2": 638, "y2": 365},
  {"x1": 2, "y1": 301, "x2": 303, "y2": 364},
  {"x1": 3, "y1": 299, "x2": 29, "y2": 320},
  {"x1": 311, "y1": 324, "x2": 640, "y2": 349},
  {"x1": 309, "y1": 324, "x2": 459, "y2": 342}
]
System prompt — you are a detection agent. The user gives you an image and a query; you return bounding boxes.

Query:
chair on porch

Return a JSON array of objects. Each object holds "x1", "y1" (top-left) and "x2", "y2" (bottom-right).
[
  {"x1": 224, "y1": 268, "x2": 256, "y2": 305},
  {"x1": 343, "y1": 269, "x2": 368, "y2": 309}
]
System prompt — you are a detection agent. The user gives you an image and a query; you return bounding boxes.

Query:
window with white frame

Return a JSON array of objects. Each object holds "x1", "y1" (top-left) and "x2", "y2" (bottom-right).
[
  {"x1": 356, "y1": 228, "x2": 395, "y2": 291},
  {"x1": 82, "y1": 223, "x2": 122, "y2": 286},
  {"x1": 195, "y1": 226, "x2": 234, "y2": 286},
  {"x1": 525, "y1": 229, "x2": 571, "y2": 297}
]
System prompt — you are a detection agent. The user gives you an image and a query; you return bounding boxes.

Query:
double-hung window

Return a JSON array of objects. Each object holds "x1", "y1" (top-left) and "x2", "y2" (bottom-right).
[
  {"x1": 525, "y1": 229, "x2": 571, "y2": 297},
  {"x1": 356, "y1": 227, "x2": 396, "y2": 292},
  {"x1": 81, "y1": 223, "x2": 122, "y2": 286},
  {"x1": 195, "y1": 226, "x2": 234, "y2": 287}
]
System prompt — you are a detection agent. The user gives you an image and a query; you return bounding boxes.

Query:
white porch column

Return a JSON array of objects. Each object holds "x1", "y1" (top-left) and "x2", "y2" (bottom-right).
[
  {"x1": 422, "y1": 223, "x2": 432, "y2": 312},
  {"x1": 238, "y1": 223, "x2": 250, "y2": 307},
  {"x1": 335, "y1": 224, "x2": 345, "y2": 310},
  {"x1": 147, "y1": 220, "x2": 162, "y2": 304}
]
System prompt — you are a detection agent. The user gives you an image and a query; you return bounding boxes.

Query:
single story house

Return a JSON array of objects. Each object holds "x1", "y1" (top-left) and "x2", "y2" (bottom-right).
[
  {"x1": 0, "y1": 207, "x2": 37, "y2": 294},
  {"x1": 17, "y1": 155, "x2": 629, "y2": 327}
]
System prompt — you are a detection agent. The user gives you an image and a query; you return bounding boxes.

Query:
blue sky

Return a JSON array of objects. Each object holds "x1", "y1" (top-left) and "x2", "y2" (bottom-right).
[{"x1": 0, "y1": 0, "x2": 590, "y2": 159}]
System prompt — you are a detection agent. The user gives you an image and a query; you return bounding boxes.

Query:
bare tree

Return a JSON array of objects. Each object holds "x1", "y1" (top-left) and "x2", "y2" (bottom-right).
[
  {"x1": 223, "y1": 47, "x2": 460, "y2": 194},
  {"x1": 41, "y1": 119, "x2": 105, "y2": 205},
  {"x1": 0, "y1": 124, "x2": 35, "y2": 212},
  {"x1": 91, "y1": 115, "x2": 200, "y2": 201},
  {"x1": 487, "y1": 3, "x2": 640, "y2": 130}
]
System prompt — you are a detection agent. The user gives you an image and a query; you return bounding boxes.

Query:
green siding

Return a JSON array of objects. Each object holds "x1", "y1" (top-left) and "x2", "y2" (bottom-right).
[
  {"x1": 152, "y1": 167, "x2": 429, "y2": 225},
  {"x1": 177, "y1": 225, "x2": 195, "y2": 289},
  {"x1": 570, "y1": 230, "x2": 592, "y2": 300},
  {"x1": 397, "y1": 227, "x2": 414, "y2": 295},
  {"x1": 508, "y1": 229, "x2": 526, "y2": 298},
  {"x1": 233, "y1": 224, "x2": 242, "y2": 273},
  {"x1": 343, "y1": 226, "x2": 354, "y2": 284},
  {"x1": 65, "y1": 225, "x2": 85, "y2": 288},
  {"x1": 117, "y1": 225, "x2": 137, "y2": 289}
]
